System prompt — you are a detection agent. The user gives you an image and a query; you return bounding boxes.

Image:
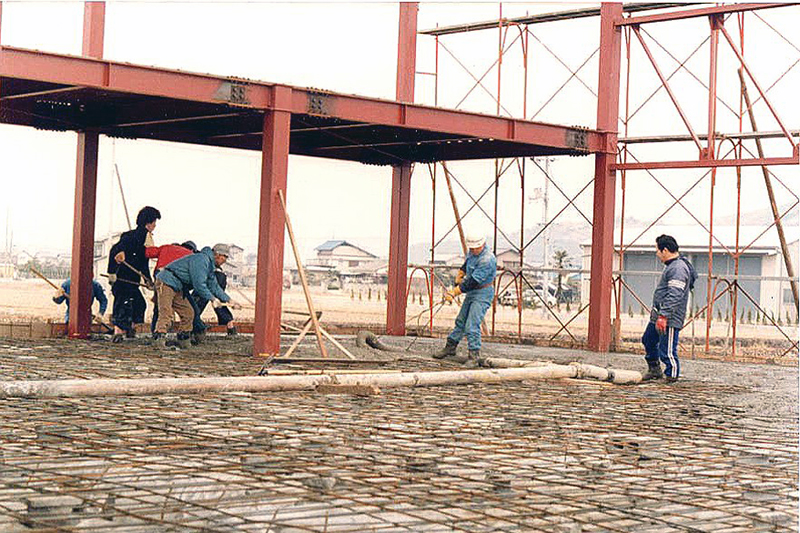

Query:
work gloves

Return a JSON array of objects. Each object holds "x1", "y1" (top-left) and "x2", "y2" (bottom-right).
[
  {"x1": 655, "y1": 315, "x2": 668, "y2": 334},
  {"x1": 107, "y1": 273, "x2": 117, "y2": 285},
  {"x1": 443, "y1": 285, "x2": 462, "y2": 303},
  {"x1": 454, "y1": 269, "x2": 465, "y2": 285},
  {"x1": 213, "y1": 298, "x2": 242, "y2": 310}
]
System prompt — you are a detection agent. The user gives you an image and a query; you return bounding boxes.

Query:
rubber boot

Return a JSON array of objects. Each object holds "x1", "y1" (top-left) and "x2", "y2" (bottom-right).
[
  {"x1": 462, "y1": 349, "x2": 483, "y2": 368},
  {"x1": 433, "y1": 339, "x2": 458, "y2": 359},
  {"x1": 177, "y1": 332, "x2": 192, "y2": 349},
  {"x1": 151, "y1": 332, "x2": 167, "y2": 348},
  {"x1": 451, "y1": 353, "x2": 469, "y2": 364},
  {"x1": 641, "y1": 360, "x2": 663, "y2": 381},
  {"x1": 192, "y1": 330, "x2": 206, "y2": 345}
]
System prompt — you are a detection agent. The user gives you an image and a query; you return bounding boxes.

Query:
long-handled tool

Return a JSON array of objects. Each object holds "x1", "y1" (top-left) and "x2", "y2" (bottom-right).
[
  {"x1": 30, "y1": 266, "x2": 63, "y2": 294},
  {"x1": 120, "y1": 260, "x2": 154, "y2": 290}
]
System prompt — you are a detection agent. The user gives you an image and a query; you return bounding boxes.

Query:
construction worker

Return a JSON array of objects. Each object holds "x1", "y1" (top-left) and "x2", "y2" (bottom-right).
[
  {"x1": 107, "y1": 206, "x2": 161, "y2": 343},
  {"x1": 641, "y1": 234, "x2": 697, "y2": 383},
  {"x1": 192, "y1": 248, "x2": 238, "y2": 337},
  {"x1": 52, "y1": 278, "x2": 108, "y2": 323},
  {"x1": 433, "y1": 229, "x2": 497, "y2": 366},
  {"x1": 152, "y1": 243, "x2": 239, "y2": 348},
  {"x1": 145, "y1": 240, "x2": 199, "y2": 334}
]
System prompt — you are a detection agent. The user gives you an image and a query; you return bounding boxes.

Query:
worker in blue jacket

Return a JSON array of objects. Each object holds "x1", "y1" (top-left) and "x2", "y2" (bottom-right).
[
  {"x1": 642, "y1": 234, "x2": 697, "y2": 383},
  {"x1": 52, "y1": 278, "x2": 108, "y2": 323},
  {"x1": 152, "y1": 243, "x2": 239, "y2": 348},
  {"x1": 433, "y1": 230, "x2": 497, "y2": 366}
]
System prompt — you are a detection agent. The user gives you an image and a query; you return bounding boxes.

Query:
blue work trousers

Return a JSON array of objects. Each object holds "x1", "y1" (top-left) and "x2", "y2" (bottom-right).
[
  {"x1": 642, "y1": 321, "x2": 681, "y2": 379},
  {"x1": 447, "y1": 291, "x2": 492, "y2": 350}
]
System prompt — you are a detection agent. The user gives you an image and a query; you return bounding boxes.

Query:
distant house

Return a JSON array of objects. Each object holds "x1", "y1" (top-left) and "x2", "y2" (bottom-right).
[
  {"x1": 580, "y1": 226, "x2": 800, "y2": 320},
  {"x1": 496, "y1": 249, "x2": 528, "y2": 272},
  {"x1": 312, "y1": 240, "x2": 378, "y2": 270}
]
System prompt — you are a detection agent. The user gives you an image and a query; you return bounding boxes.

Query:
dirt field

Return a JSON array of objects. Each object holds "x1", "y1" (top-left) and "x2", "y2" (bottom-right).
[{"x1": 3, "y1": 278, "x2": 797, "y2": 365}]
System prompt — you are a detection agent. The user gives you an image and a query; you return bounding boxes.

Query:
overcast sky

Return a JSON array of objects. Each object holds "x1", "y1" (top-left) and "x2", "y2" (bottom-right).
[{"x1": 1, "y1": 2, "x2": 797, "y2": 263}]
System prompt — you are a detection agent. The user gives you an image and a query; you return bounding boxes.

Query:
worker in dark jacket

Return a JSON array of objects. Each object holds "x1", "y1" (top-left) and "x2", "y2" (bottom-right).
[
  {"x1": 152, "y1": 244, "x2": 238, "y2": 348},
  {"x1": 107, "y1": 206, "x2": 161, "y2": 343},
  {"x1": 52, "y1": 278, "x2": 108, "y2": 322},
  {"x1": 641, "y1": 234, "x2": 697, "y2": 383}
]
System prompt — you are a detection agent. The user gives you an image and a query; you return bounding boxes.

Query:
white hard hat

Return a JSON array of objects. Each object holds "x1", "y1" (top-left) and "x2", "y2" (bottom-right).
[{"x1": 464, "y1": 230, "x2": 486, "y2": 249}]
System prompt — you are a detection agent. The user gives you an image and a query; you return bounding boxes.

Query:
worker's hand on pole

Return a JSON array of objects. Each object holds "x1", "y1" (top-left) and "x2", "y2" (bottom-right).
[
  {"x1": 107, "y1": 273, "x2": 117, "y2": 285},
  {"x1": 655, "y1": 315, "x2": 668, "y2": 334},
  {"x1": 212, "y1": 298, "x2": 223, "y2": 309},
  {"x1": 454, "y1": 270, "x2": 465, "y2": 285},
  {"x1": 54, "y1": 288, "x2": 65, "y2": 299},
  {"x1": 228, "y1": 301, "x2": 242, "y2": 310},
  {"x1": 114, "y1": 251, "x2": 126, "y2": 264}
]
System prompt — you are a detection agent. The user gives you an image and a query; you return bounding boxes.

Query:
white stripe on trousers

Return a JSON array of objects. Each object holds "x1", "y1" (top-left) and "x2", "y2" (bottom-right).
[{"x1": 666, "y1": 326, "x2": 678, "y2": 378}]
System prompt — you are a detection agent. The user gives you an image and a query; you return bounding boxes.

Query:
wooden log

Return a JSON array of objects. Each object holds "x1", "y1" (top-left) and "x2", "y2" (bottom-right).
[{"x1": 0, "y1": 364, "x2": 641, "y2": 398}]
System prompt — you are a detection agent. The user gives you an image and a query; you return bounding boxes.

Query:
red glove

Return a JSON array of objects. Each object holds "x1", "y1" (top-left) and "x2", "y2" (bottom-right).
[{"x1": 655, "y1": 315, "x2": 668, "y2": 334}]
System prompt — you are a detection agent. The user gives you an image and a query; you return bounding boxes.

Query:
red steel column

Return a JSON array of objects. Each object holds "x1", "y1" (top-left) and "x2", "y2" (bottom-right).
[
  {"x1": 69, "y1": 1, "x2": 105, "y2": 339},
  {"x1": 587, "y1": 2, "x2": 623, "y2": 352},
  {"x1": 253, "y1": 87, "x2": 292, "y2": 357},
  {"x1": 386, "y1": 2, "x2": 418, "y2": 335}
]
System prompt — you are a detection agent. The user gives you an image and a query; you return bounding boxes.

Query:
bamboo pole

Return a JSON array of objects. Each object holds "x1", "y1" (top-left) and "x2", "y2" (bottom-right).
[
  {"x1": 739, "y1": 68, "x2": 798, "y2": 312},
  {"x1": 0, "y1": 364, "x2": 641, "y2": 398},
  {"x1": 278, "y1": 190, "x2": 328, "y2": 357}
]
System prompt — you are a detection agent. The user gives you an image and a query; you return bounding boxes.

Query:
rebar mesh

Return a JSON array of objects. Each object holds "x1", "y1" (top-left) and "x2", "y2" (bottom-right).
[{"x1": 0, "y1": 337, "x2": 796, "y2": 532}]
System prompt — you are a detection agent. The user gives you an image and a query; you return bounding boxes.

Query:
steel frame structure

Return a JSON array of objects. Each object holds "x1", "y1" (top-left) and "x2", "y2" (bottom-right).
[
  {"x1": 412, "y1": 2, "x2": 798, "y2": 357},
  {"x1": 0, "y1": 1, "x2": 608, "y2": 357}
]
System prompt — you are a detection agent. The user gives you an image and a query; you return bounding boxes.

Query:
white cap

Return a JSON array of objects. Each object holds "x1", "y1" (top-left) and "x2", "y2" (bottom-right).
[{"x1": 464, "y1": 230, "x2": 486, "y2": 249}]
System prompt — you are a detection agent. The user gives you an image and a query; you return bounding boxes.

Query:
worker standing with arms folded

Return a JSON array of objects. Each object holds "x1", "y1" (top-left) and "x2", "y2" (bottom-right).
[
  {"x1": 433, "y1": 229, "x2": 497, "y2": 367},
  {"x1": 641, "y1": 234, "x2": 697, "y2": 383}
]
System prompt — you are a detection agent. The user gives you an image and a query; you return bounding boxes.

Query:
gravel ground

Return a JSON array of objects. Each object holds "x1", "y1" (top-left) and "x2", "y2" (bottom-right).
[{"x1": 0, "y1": 333, "x2": 796, "y2": 532}]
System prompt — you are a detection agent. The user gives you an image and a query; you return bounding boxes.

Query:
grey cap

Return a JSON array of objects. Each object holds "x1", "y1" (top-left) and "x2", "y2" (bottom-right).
[{"x1": 212, "y1": 243, "x2": 231, "y2": 257}]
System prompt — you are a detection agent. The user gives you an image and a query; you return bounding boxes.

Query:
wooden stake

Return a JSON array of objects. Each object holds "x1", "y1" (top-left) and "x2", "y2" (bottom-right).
[{"x1": 277, "y1": 190, "x2": 328, "y2": 357}]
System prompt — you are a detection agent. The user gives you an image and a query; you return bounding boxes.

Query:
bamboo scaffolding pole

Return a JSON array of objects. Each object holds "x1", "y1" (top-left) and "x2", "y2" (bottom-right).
[
  {"x1": 739, "y1": 68, "x2": 799, "y2": 312},
  {"x1": 0, "y1": 364, "x2": 641, "y2": 398}
]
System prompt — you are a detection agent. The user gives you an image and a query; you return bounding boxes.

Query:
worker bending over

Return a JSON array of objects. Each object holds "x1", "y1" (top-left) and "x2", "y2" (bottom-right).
[
  {"x1": 52, "y1": 278, "x2": 108, "y2": 323},
  {"x1": 152, "y1": 243, "x2": 238, "y2": 348},
  {"x1": 433, "y1": 230, "x2": 497, "y2": 366}
]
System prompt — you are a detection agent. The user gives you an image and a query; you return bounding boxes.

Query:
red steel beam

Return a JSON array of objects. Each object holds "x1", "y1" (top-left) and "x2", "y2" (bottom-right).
[
  {"x1": 616, "y1": 3, "x2": 790, "y2": 26},
  {"x1": 69, "y1": 131, "x2": 99, "y2": 339},
  {"x1": 68, "y1": 1, "x2": 105, "y2": 339},
  {"x1": 0, "y1": 46, "x2": 603, "y2": 154},
  {"x1": 82, "y1": 2, "x2": 105, "y2": 57},
  {"x1": 387, "y1": 2, "x2": 418, "y2": 336},
  {"x1": 613, "y1": 154, "x2": 799, "y2": 170},
  {"x1": 253, "y1": 87, "x2": 292, "y2": 357},
  {"x1": 587, "y1": 2, "x2": 623, "y2": 353}
]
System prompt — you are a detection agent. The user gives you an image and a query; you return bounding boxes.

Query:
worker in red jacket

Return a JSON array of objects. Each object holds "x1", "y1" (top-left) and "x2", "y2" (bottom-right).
[{"x1": 145, "y1": 241, "x2": 197, "y2": 334}]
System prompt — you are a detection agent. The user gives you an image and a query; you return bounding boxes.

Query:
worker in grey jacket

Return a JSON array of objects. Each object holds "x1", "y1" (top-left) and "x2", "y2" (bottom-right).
[
  {"x1": 152, "y1": 244, "x2": 238, "y2": 348},
  {"x1": 642, "y1": 234, "x2": 697, "y2": 383}
]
